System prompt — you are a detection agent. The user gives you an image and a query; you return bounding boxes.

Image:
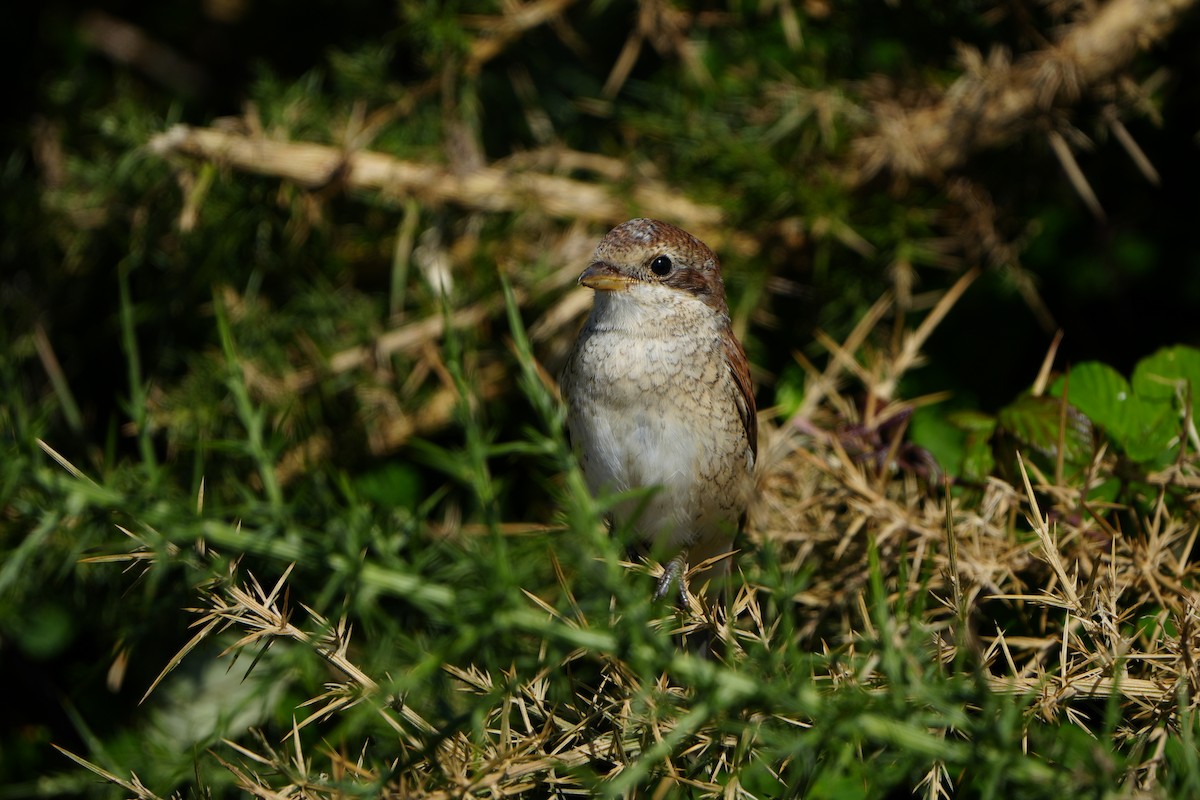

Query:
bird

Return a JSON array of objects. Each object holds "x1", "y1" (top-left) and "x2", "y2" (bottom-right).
[{"x1": 559, "y1": 218, "x2": 757, "y2": 605}]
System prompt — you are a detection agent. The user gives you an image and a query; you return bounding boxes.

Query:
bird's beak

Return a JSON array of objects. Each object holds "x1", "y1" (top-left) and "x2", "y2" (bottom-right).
[{"x1": 578, "y1": 262, "x2": 634, "y2": 291}]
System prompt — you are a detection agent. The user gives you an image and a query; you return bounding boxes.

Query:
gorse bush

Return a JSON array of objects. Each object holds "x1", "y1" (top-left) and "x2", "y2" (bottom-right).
[{"x1": 34, "y1": 296, "x2": 1200, "y2": 797}]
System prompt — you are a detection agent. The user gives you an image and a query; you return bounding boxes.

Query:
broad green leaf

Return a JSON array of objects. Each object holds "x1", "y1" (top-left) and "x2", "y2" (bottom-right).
[
  {"x1": 1049, "y1": 362, "x2": 1133, "y2": 440},
  {"x1": 997, "y1": 393, "x2": 1093, "y2": 465},
  {"x1": 1120, "y1": 406, "x2": 1179, "y2": 464},
  {"x1": 1050, "y1": 362, "x2": 1177, "y2": 464},
  {"x1": 948, "y1": 411, "x2": 998, "y2": 482},
  {"x1": 908, "y1": 406, "x2": 965, "y2": 478},
  {"x1": 960, "y1": 431, "x2": 997, "y2": 483},
  {"x1": 1132, "y1": 345, "x2": 1200, "y2": 416}
]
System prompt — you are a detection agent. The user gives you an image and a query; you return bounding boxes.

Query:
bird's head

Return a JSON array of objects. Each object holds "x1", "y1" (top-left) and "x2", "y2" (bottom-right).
[{"x1": 578, "y1": 218, "x2": 730, "y2": 316}]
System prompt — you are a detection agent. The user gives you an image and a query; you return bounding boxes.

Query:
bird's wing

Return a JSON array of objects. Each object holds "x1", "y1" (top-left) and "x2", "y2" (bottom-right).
[{"x1": 722, "y1": 328, "x2": 758, "y2": 461}]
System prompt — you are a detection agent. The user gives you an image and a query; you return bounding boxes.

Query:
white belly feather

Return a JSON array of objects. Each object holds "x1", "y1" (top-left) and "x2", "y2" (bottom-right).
[{"x1": 564, "y1": 284, "x2": 751, "y2": 553}]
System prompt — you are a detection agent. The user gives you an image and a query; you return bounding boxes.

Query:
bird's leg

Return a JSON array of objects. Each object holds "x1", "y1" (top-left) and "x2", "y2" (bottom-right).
[{"x1": 653, "y1": 553, "x2": 689, "y2": 605}]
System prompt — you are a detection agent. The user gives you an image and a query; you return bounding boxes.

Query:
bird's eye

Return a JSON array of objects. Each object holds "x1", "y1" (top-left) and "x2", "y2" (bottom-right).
[{"x1": 650, "y1": 255, "x2": 673, "y2": 276}]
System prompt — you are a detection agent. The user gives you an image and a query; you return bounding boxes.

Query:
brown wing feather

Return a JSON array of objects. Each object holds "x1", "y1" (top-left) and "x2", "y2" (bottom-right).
[{"x1": 721, "y1": 327, "x2": 758, "y2": 460}]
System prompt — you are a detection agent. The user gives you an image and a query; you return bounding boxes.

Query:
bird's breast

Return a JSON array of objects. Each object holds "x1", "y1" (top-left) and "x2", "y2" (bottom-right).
[{"x1": 563, "y1": 317, "x2": 752, "y2": 549}]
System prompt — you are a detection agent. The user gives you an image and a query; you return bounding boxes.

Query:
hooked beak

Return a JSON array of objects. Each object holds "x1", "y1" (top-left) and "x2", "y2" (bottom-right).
[{"x1": 578, "y1": 262, "x2": 634, "y2": 291}]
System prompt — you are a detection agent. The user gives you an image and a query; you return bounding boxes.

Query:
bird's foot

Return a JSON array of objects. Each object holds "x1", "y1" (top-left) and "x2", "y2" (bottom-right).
[{"x1": 653, "y1": 555, "x2": 689, "y2": 606}]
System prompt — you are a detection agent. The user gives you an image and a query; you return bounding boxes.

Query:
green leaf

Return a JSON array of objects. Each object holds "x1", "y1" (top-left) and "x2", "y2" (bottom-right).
[
  {"x1": 1049, "y1": 362, "x2": 1133, "y2": 439},
  {"x1": 997, "y1": 393, "x2": 1093, "y2": 465},
  {"x1": 948, "y1": 410, "x2": 998, "y2": 482},
  {"x1": 1132, "y1": 345, "x2": 1200, "y2": 417},
  {"x1": 961, "y1": 430, "x2": 997, "y2": 483},
  {"x1": 1121, "y1": 411, "x2": 1179, "y2": 464},
  {"x1": 1050, "y1": 362, "x2": 1177, "y2": 464},
  {"x1": 908, "y1": 406, "x2": 965, "y2": 478}
]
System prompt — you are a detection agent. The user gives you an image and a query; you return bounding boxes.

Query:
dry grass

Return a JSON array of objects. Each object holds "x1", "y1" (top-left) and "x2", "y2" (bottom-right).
[{"x1": 58, "y1": 277, "x2": 1200, "y2": 797}]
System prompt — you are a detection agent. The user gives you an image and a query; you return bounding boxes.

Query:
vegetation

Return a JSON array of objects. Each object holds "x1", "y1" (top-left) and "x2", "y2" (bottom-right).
[{"x1": 4, "y1": 1, "x2": 1200, "y2": 797}]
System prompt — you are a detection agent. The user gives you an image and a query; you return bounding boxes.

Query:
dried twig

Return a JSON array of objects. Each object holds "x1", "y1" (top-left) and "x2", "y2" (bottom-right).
[
  {"x1": 462, "y1": 0, "x2": 580, "y2": 75},
  {"x1": 851, "y1": 0, "x2": 1197, "y2": 182},
  {"x1": 148, "y1": 124, "x2": 725, "y2": 234}
]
